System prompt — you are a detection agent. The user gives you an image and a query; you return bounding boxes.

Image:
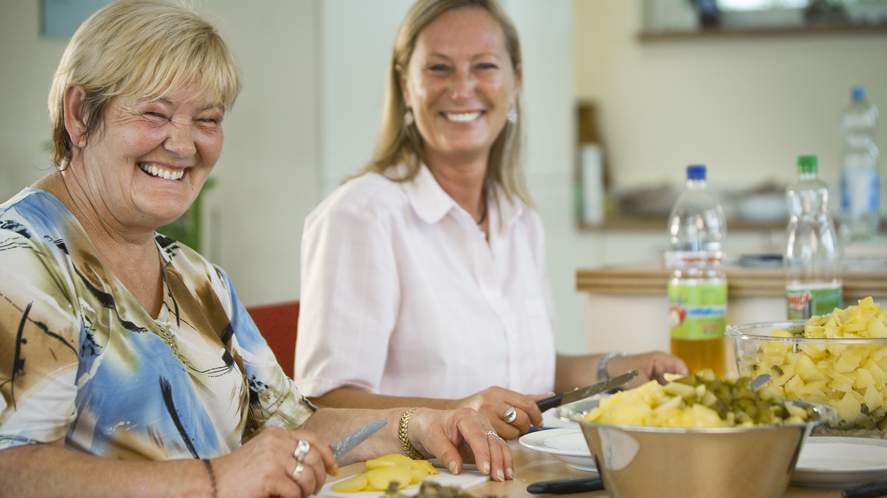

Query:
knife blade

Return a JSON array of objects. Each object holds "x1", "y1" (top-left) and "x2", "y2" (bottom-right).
[
  {"x1": 332, "y1": 419, "x2": 386, "y2": 462},
  {"x1": 536, "y1": 369, "x2": 638, "y2": 412},
  {"x1": 527, "y1": 476, "x2": 604, "y2": 494}
]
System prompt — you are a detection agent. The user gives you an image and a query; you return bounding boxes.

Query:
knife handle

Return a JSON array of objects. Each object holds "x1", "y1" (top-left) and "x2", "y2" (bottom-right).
[
  {"x1": 842, "y1": 480, "x2": 887, "y2": 498},
  {"x1": 527, "y1": 477, "x2": 604, "y2": 494},
  {"x1": 536, "y1": 393, "x2": 563, "y2": 412}
]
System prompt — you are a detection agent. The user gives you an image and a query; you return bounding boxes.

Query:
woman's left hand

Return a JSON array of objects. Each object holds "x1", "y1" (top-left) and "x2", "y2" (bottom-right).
[
  {"x1": 408, "y1": 407, "x2": 512, "y2": 482},
  {"x1": 608, "y1": 352, "x2": 688, "y2": 388}
]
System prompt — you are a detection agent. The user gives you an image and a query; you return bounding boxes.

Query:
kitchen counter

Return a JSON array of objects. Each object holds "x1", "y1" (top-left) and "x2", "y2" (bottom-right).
[{"x1": 574, "y1": 263, "x2": 887, "y2": 356}]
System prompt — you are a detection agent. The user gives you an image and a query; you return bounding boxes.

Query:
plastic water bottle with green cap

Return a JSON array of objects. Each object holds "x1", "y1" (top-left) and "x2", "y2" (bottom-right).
[{"x1": 785, "y1": 155, "x2": 843, "y2": 320}]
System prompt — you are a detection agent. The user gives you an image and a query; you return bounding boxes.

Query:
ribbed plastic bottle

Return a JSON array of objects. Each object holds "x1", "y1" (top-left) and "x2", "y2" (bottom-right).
[
  {"x1": 786, "y1": 155, "x2": 843, "y2": 320},
  {"x1": 839, "y1": 85, "x2": 880, "y2": 241},
  {"x1": 666, "y1": 165, "x2": 727, "y2": 376}
]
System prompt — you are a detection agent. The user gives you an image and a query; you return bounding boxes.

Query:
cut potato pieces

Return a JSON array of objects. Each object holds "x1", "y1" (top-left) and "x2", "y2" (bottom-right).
[{"x1": 332, "y1": 454, "x2": 439, "y2": 493}]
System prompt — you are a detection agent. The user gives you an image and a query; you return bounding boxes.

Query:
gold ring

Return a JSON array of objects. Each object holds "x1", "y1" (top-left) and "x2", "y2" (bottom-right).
[
  {"x1": 291, "y1": 462, "x2": 305, "y2": 481},
  {"x1": 503, "y1": 406, "x2": 518, "y2": 424},
  {"x1": 292, "y1": 439, "x2": 311, "y2": 462}
]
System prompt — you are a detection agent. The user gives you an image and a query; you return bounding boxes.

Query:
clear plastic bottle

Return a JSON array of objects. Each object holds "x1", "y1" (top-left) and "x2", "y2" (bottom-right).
[
  {"x1": 666, "y1": 164, "x2": 727, "y2": 376},
  {"x1": 839, "y1": 85, "x2": 881, "y2": 241},
  {"x1": 786, "y1": 155, "x2": 843, "y2": 320}
]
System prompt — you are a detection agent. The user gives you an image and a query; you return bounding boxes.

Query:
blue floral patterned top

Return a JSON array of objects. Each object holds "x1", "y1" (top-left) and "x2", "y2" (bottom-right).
[{"x1": 0, "y1": 188, "x2": 313, "y2": 460}]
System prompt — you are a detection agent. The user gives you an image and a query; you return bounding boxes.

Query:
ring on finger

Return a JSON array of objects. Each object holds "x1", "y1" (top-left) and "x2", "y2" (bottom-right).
[
  {"x1": 485, "y1": 430, "x2": 504, "y2": 441},
  {"x1": 502, "y1": 406, "x2": 518, "y2": 425},
  {"x1": 291, "y1": 462, "x2": 305, "y2": 481},
  {"x1": 292, "y1": 439, "x2": 311, "y2": 462}
]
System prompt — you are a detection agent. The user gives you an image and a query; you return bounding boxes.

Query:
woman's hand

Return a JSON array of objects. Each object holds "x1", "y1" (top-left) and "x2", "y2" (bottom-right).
[
  {"x1": 213, "y1": 427, "x2": 336, "y2": 498},
  {"x1": 408, "y1": 407, "x2": 513, "y2": 482},
  {"x1": 455, "y1": 387, "x2": 547, "y2": 440},
  {"x1": 608, "y1": 352, "x2": 688, "y2": 388}
]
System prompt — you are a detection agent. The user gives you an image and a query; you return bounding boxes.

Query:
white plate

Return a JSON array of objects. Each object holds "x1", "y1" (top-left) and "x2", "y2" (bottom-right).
[
  {"x1": 518, "y1": 427, "x2": 598, "y2": 473},
  {"x1": 792, "y1": 437, "x2": 887, "y2": 488},
  {"x1": 320, "y1": 469, "x2": 488, "y2": 497},
  {"x1": 541, "y1": 407, "x2": 577, "y2": 429}
]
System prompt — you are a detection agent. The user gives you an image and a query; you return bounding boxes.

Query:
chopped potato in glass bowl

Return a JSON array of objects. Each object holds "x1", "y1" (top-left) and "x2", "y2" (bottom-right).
[{"x1": 729, "y1": 297, "x2": 887, "y2": 437}]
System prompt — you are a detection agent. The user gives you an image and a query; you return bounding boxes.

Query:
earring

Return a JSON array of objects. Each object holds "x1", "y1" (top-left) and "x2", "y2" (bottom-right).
[
  {"x1": 506, "y1": 104, "x2": 518, "y2": 124},
  {"x1": 404, "y1": 108, "x2": 414, "y2": 127}
]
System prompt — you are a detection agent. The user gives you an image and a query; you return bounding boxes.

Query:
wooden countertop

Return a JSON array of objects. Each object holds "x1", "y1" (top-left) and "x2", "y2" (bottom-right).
[
  {"x1": 576, "y1": 264, "x2": 887, "y2": 299},
  {"x1": 333, "y1": 444, "x2": 839, "y2": 497}
]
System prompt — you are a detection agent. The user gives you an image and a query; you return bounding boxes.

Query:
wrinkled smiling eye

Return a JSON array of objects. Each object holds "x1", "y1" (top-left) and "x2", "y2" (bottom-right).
[
  {"x1": 476, "y1": 63, "x2": 499, "y2": 71},
  {"x1": 144, "y1": 111, "x2": 169, "y2": 121},
  {"x1": 427, "y1": 64, "x2": 450, "y2": 73}
]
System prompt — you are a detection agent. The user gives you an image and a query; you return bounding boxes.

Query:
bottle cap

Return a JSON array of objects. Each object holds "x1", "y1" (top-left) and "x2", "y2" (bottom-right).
[
  {"x1": 851, "y1": 85, "x2": 865, "y2": 102},
  {"x1": 797, "y1": 155, "x2": 818, "y2": 174},
  {"x1": 686, "y1": 164, "x2": 706, "y2": 180}
]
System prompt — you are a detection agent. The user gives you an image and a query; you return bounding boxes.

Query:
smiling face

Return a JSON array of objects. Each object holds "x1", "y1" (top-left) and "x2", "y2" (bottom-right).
[
  {"x1": 77, "y1": 86, "x2": 224, "y2": 231},
  {"x1": 400, "y1": 6, "x2": 521, "y2": 166}
]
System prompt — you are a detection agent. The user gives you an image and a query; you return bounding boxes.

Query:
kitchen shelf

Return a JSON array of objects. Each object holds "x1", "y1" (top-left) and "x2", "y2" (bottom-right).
[{"x1": 638, "y1": 22, "x2": 887, "y2": 42}]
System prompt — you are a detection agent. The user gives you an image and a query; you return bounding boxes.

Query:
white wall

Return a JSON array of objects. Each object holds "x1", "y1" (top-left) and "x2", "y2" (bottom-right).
[
  {"x1": 0, "y1": 2, "x2": 67, "y2": 198},
  {"x1": 574, "y1": 0, "x2": 887, "y2": 192},
  {"x1": 195, "y1": 1, "x2": 320, "y2": 306}
]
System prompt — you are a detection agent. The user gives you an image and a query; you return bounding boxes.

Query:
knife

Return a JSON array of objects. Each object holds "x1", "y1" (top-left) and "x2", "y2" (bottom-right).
[
  {"x1": 536, "y1": 370, "x2": 638, "y2": 412},
  {"x1": 842, "y1": 480, "x2": 887, "y2": 498},
  {"x1": 527, "y1": 476, "x2": 604, "y2": 494},
  {"x1": 331, "y1": 419, "x2": 387, "y2": 462}
]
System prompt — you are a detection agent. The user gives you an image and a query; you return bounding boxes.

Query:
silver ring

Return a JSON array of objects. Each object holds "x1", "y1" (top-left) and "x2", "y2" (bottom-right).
[
  {"x1": 291, "y1": 462, "x2": 305, "y2": 481},
  {"x1": 485, "y1": 430, "x2": 504, "y2": 441},
  {"x1": 502, "y1": 406, "x2": 518, "y2": 424},
  {"x1": 292, "y1": 439, "x2": 311, "y2": 462}
]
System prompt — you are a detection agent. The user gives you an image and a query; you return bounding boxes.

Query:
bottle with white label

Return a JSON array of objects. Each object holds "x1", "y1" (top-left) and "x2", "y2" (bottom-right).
[
  {"x1": 839, "y1": 85, "x2": 880, "y2": 241},
  {"x1": 786, "y1": 155, "x2": 843, "y2": 319}
]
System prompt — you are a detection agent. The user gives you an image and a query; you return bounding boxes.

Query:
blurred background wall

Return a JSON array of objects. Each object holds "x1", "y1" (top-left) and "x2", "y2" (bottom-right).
[{"x1": 1, "y1": 0, "x2": 884, "y2": 354}]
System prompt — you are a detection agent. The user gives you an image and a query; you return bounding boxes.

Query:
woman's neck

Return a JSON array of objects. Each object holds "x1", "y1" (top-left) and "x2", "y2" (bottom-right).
[
  {"x1": 424, "y1": 150, "x2": 488, "y2": 222},
  {"x1": 36, "y1": 166, "x2": 158, "y2": 266}
]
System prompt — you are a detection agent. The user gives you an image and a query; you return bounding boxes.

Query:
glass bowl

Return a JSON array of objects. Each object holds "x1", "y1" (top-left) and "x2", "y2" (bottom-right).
[{"x1": 728, "y1": 320, "x2": 887, "y2": 437}]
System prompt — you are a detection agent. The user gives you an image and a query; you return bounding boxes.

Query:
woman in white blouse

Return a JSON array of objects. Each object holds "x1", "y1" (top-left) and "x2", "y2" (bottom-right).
[{"x1": 295, "y1": 0, "x2": 686, "y2": 440}]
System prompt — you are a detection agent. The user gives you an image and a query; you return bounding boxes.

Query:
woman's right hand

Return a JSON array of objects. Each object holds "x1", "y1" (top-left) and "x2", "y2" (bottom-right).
[
  {"x1": 455, "y1": 387, "x2": 547, "y2": 440},
  {"x1": 213, "y1": 427, "x2": 336, "y2": 498}
]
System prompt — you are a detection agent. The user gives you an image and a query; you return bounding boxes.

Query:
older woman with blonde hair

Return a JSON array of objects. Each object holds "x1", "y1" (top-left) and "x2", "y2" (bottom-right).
[
  {"x1": 0, "y1": 1, "x2": 512, "y2": 497},
  {"x1": 295, "y1": 0, "x2": 687, "y2": 440}
]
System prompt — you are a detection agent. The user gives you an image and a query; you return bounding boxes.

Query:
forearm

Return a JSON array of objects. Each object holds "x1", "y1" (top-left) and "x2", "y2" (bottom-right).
[
  {"x1": 0, "y1": 444, "x2": 210, "y2": 498},
  {"x1": 302, "y1": 407, "x2": 412, "y2": 465},
  {"x1": 310, "y1": 387, "x2": 456, "y2": 411},
  {"x1": 554, "y1": 353, "x2": 601, "y2": 392}
]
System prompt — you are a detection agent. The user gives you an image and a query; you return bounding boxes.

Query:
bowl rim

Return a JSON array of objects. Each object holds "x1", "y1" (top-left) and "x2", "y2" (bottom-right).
[
  {"x1": 726, "y1": 320, "x2": 887, "y2": 344},
  {"x1": 558, "y1": 399, "x2": 835, "y2": 435}
]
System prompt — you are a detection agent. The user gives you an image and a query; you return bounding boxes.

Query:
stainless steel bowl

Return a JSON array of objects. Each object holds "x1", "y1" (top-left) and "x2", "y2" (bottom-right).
[{"x1": 558, "y1": 396, "x2": 832, "y2": 498}]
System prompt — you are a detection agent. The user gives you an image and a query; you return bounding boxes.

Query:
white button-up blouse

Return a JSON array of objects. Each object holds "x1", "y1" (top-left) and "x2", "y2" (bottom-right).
[{"x1": 294, "y1": 165, "x2": 556, "y2": 399}]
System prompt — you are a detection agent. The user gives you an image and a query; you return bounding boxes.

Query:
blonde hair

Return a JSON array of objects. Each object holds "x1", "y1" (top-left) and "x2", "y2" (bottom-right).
[
  {"x1": 363, "y1": 0, "x2": 530, "y2": 205},
  {"x1": 48, "y1": 0, "x2": 241, "y2": 168}
]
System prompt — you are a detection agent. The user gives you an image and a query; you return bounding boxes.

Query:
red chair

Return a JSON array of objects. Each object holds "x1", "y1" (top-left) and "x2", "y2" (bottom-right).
[{"x1": 247, "y1": 301, "x2": 299, "y2": 377}]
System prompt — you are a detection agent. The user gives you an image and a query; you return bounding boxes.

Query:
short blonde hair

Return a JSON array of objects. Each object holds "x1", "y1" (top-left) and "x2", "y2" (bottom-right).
[
  {"x1": 48, "y1": 0, "x2": 241, "y2": 168},
  {"x1": 364, "y1": 0, "x2": 530, "y2": 205}
]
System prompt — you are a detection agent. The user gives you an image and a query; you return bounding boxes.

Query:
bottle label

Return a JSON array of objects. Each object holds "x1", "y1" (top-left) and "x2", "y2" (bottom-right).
[
  {"x1": 841, "y1": 168, "x2": 879, "y2": 216},
  {"x1": 786, "y1": 286, "x2": 843, "y2": 320},
  {"x1": 668, "y1": 281, "x2": 727, "y2": 340}
]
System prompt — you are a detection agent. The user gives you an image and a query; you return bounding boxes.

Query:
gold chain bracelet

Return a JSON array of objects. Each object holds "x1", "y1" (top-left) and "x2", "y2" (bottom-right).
[{"x1": 398, "y1": 408, "x2": 423, "y2": 459}]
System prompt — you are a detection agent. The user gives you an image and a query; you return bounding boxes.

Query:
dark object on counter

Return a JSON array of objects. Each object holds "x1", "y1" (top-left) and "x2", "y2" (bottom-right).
[
  {"x1": 527, "y1": 477, "x2": 604, "y2": 494},
  {"x1": 695, "y1": 0, "x2": 720, "y2": 28},
  {"x1": 843, "y1": 480, "x2": 887, "y2": 498},
  {"x1": 536, "y1": 370, "x2": 638, "y2": 412},
  {"x1": 738, "y1": 254, "x2": 783, "y2": 268}
]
